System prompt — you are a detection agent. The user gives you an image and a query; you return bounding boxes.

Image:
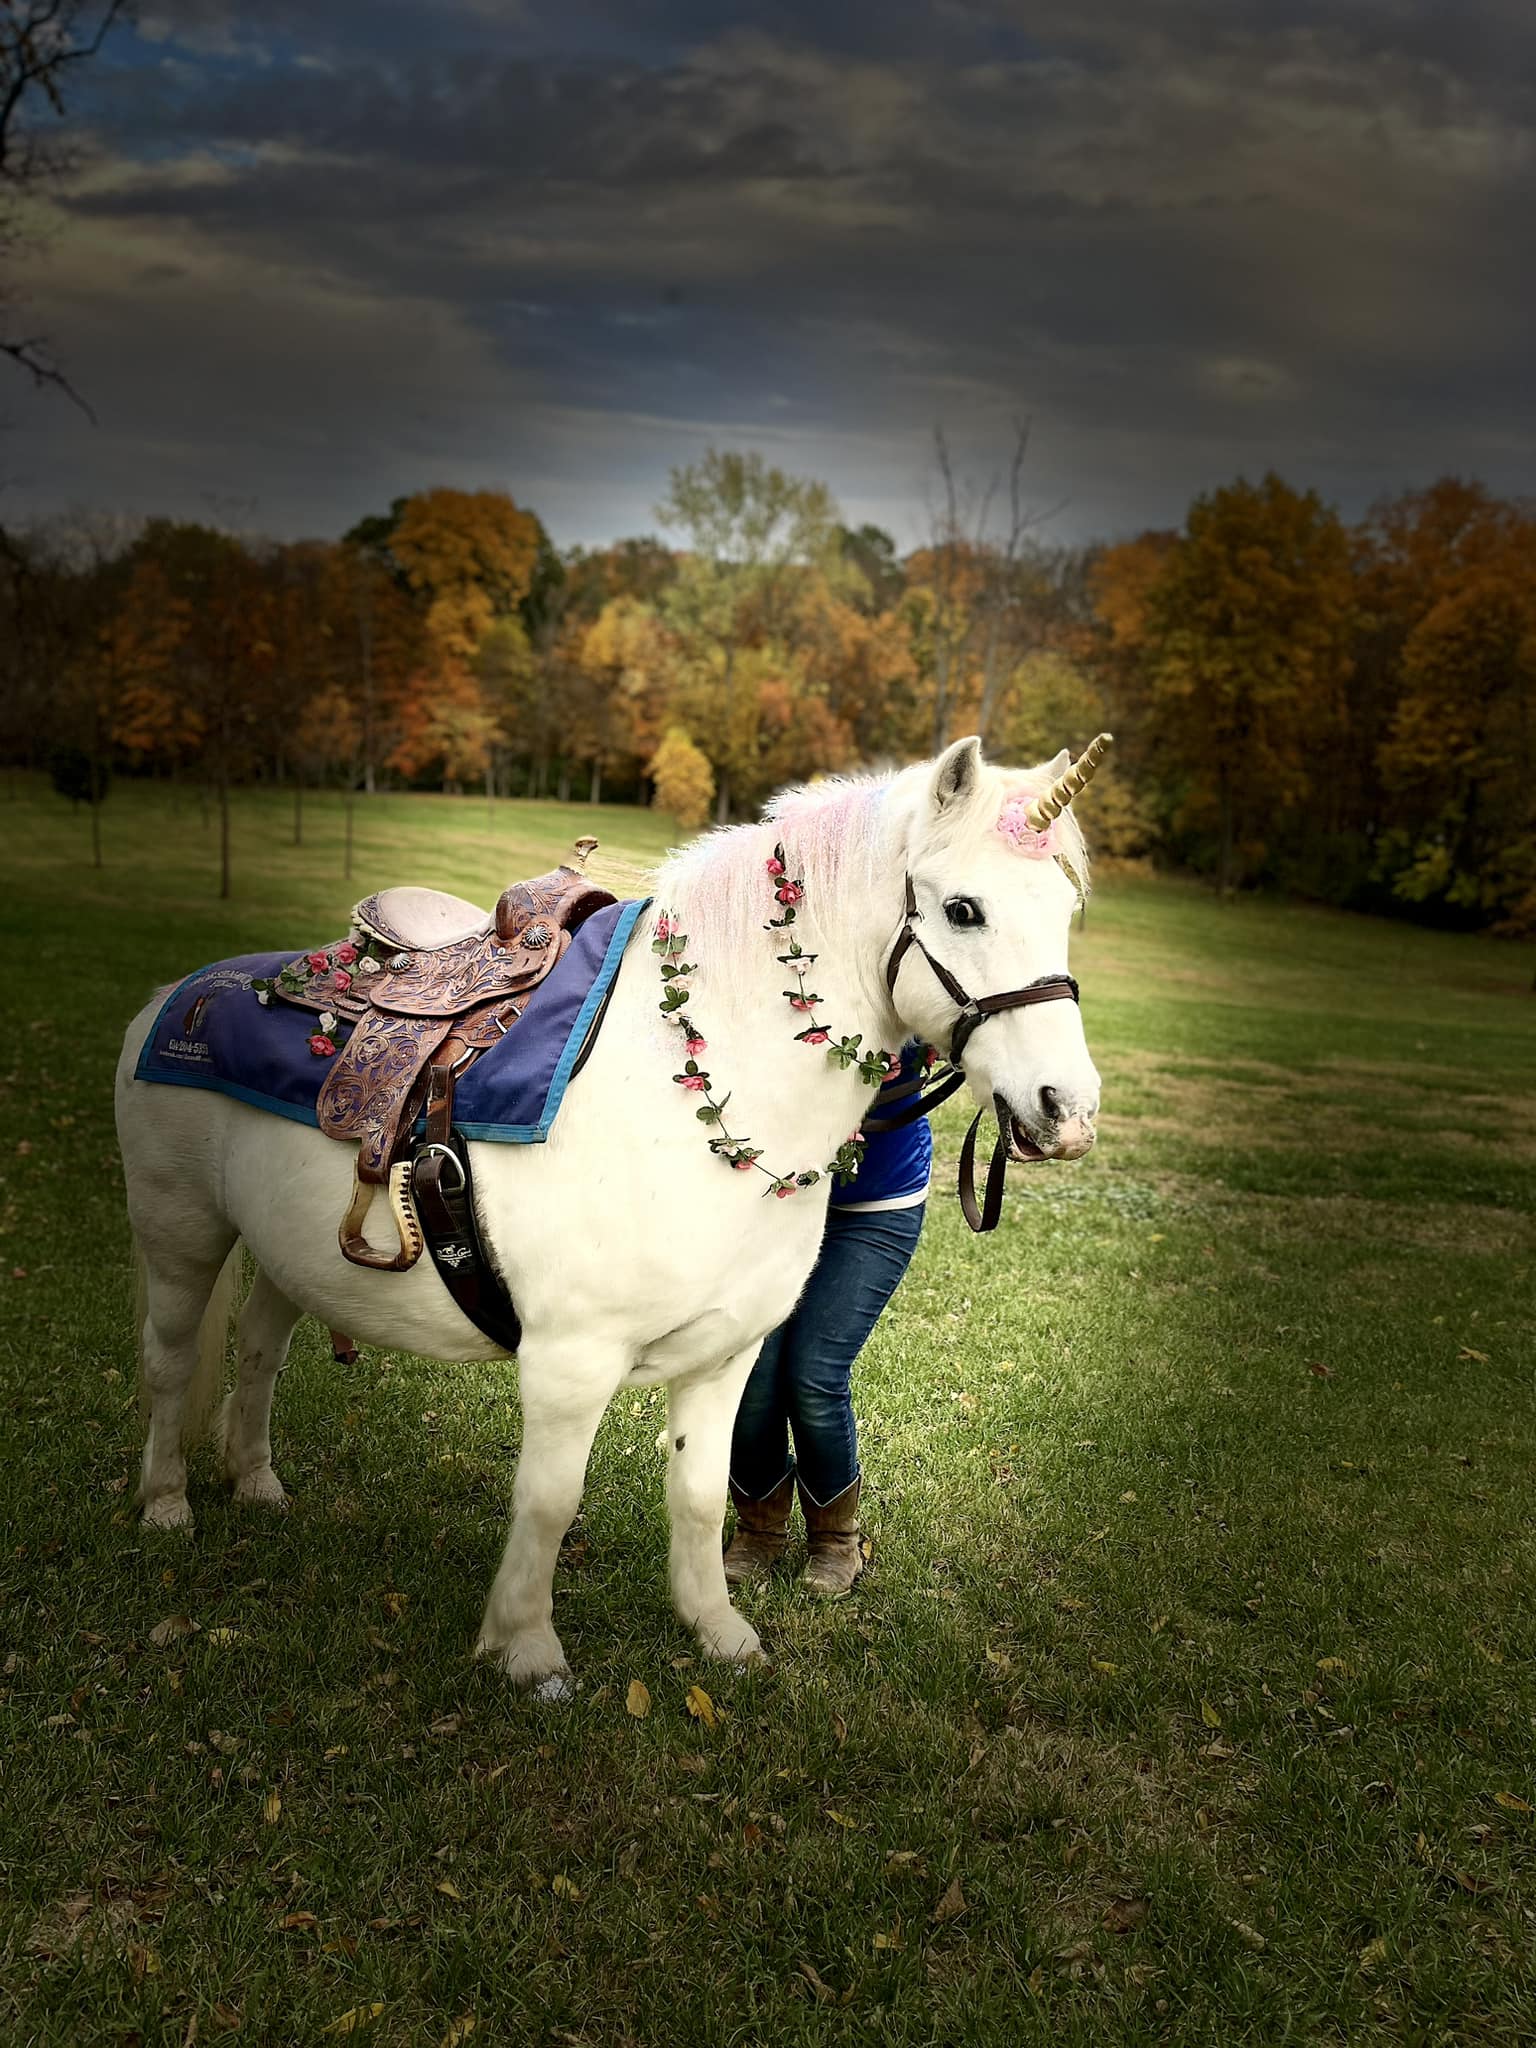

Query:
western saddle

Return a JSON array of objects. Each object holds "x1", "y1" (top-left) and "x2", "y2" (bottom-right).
[{"x1": 268, "y1": 839, "x2": 615, "y2": 1271}]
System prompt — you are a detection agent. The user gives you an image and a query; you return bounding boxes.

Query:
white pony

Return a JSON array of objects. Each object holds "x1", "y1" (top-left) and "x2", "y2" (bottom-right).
[{"x1": 114, "y1": 737, "x2": 1104, "y2": 1693}]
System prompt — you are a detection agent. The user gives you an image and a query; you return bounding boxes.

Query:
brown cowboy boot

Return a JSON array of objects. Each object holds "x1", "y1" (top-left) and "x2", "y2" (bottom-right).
[
  {"x1": 723, "y1": 1471, "x2": 795, "y2": 1585},
  {"x1": 800, "y1": 1474, "x2": 864, "y2": 1598}
]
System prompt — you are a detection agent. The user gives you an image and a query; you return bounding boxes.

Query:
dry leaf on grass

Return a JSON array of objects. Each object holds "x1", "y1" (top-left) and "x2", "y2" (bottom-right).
[
  {"x1": 1494, "y1": 1791, "x2": 1531, "y2": 1813},
  {"x1": 148, "y1": 1616, "x2": 197, "y2": 1648},
  {"x1": 439, "y1": 2022, "x2": 477, "y2": 2048},
  {"x1": 321, "y1": 2006, "x2": 386, "y2": 2037},
  {"x1": 205, "y1": 1628, "x2": 243, "y2": 1648},
  {"x1": 1228, "y1": 1920, "x2": 1267, "y2": 1951},
  {"x1": 436, "y1": 1879, "x2": 464, "y2": 1901},
  {"x1": 685, "y1": 1684, "x2": 718, "y2": 1728},
  {"x1": 824, "y1": 1809, "x2": 857, "y2": 1829},
  {"x1": 932, "y1": 1876, "x2": 968, "y2": 1923},
  {"x1": 262, "y1": 1790, "x2": 282, "y2": 1825},
  {"x1": 796, "y1": 1960, "x2": 835, "y2": 2004},
  {"x1": 1200, "y1": 1698, "x2": 1222, "y2": 1728},
  {"x1": 626, "y1": 1679, "x2": 651, "y2": 1719},
  {"x1": 1102, "y1": 1897, "x2": 1149, "y2": 1933},
  {"x1": 550, "y1": 1874, "x2": 582, "y2": 1902}
]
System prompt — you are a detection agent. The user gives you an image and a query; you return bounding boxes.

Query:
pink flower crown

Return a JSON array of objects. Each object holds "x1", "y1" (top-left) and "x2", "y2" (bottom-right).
[{"x1": 996, "y1": 796, "x2": 1058, "y2": 857}]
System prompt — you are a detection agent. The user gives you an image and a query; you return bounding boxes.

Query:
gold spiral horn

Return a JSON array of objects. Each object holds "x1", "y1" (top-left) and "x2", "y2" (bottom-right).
[{"x1": 1024, "y1": 732, "x2": 1114, "y2": 830}]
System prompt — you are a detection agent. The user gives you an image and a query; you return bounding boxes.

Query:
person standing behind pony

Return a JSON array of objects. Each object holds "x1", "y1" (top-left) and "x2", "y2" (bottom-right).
[{"x1": 722, "y1": 1042, "x2": 932, "y2": 1597}]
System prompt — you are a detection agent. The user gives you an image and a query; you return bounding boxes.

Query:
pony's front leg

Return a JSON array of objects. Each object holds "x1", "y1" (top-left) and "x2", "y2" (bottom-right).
[
  {"x1": 476, "y1": 1339, "x2": 627, "y2": 1696},
  {"x1": 667, "y1": 1350, "x2": 767, "y2": 1667}
]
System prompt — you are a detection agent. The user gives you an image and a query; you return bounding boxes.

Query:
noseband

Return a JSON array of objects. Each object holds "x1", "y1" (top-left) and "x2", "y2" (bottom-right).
[{"x1": 872, "y1": 874, "x2": 1082, "y2": 1234}]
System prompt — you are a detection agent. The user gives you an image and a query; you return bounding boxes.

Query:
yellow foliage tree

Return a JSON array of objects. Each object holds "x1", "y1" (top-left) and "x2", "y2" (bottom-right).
[{"x1": 649, "y1": 728, "x2": 715, "y2": 831}]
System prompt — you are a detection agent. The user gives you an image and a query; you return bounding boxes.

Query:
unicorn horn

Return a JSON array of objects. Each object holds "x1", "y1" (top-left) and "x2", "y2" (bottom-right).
[{"x1": 1024, "y1": 732, "x2": 1114, "y2": 830}]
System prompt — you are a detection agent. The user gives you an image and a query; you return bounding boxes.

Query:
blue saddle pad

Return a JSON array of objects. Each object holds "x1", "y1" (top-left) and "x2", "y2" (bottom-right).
[{"x1": 135, "y1": 897, "x2": 649, "y2": 1144}]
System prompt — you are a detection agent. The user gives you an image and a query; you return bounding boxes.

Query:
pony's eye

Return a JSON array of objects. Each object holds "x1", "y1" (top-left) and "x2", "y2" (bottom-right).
[{"x1": 944, "y1": 896, "x2": 986, "y2": 930}]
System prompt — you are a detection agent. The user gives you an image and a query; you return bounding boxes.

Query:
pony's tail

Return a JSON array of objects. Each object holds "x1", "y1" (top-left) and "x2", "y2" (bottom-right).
[{"x1": 134, "y1": 1238, "x2": 243, "y2": 1448}]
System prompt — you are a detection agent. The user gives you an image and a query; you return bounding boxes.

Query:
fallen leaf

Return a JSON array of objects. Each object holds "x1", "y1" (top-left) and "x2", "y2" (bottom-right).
[
  {"x1": 1452, "y1": 1870, "x2": 1497, "y2": 1895},
  {"x1": 886, "y1": 1849, "x2": 920, "y2": 1868},
  {"x1": 1027, "y1": 1965, "x2": 1045, "y2": 1996},
  {"x1": 1102, "y1": 1897, "x2": 1149, "y2": 1934},
  {"x1": 324, "y1": 1746, "x2": 349, "y2": 1762},
  {"x1": 685, "y1": 1684, "x2": 718, "y2": 1729},
  {"x1": 1201, "y1": 1698, "x2": 1221, "y2": 1728},
  {"x1": 205, "y1": 1628, "x2": 243, "y2": 1649},
  {"x1": 1306, "y1": 1360, "x2": 1335, "y2": 1378},
  {"x1": 625, "y1": 1679, "x2": 651, "y2": 1720},
  {"x1": 1494, "y1": 1791, "x2": 1531, "y2": 1814},
  {"x1": 439, "y1": 2022, "x2": 477, "y2": 2048},
  {"x1": 932, "y1": 1876, "x2": 968, "y2": 1923},
  {"x1": 148, "y1": 1615, "x2": 198, "y2": 1651},
  {"x1": 871, "y1": 1930, "x2": 903, "y2": 1951},
  {"x1": 382, "y1": 1592, "x2": 407, "y2": 1620},
  {"x1": 832, "y1": 1713, "x2": 847, "y2": 1745},
  {"x1": 211, "y1": 2002, "x2": 242, "y2": 2031},
  {"x1": 208, "y1": 1730, "x2": 242, "y2": 1756},
  {"x1": 321, "y1": 2007, "x2": 386, "y2": 2037},
  {"x1": 262, "y1": 1790, "x2": 282, "y2": 1825},
  {"x1": 1358, "y1": 1937, "x2": 1387, "y2": 1972},
  {"x1": 279, "y1": 1912, "x2": 318, "y2": 1931},
  {"x1": 1458, "y1": 1347, "x2": 1489, "y2": 1363},
  {"x1": 824, "y1": 1809, "x2": 857, "y2": 1829},
  {"x1": 1316, "y1": 1657, "x2": 1351, "y2": 1676},
  {"x1": 428, "y1": 1715, "x2": 462, "y2": 1738},
  {"x1": 550, "y1": 1874, "x2": 582, "y2": 1902},
  {"x1": 435, "y1": 1879, "x2": 464, "y2": 1901},
  {"x1": 1229, "y1": 1920, "x2": 1267, "y2": 1951},
  {"x1": 1093, "y1": 1660, "x2": 1118, "y2": 1674},
  {"x1": 796, "y1": 1960, "x2": 835, "y2": 2004}
]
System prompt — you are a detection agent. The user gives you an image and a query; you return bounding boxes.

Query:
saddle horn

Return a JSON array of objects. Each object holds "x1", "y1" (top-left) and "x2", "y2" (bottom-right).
[{"x1": 1024, "y1": 732, "x2": 1114, "y2": 831}]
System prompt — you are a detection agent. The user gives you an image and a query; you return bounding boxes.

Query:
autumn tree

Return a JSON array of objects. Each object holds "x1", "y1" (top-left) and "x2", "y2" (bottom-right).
[
  {"x1": 656, "y1": 449, "x2": 838, "y2": 820},
  {"x1": 1143, "y1": 474, "x2": 1355, "y2": 893},
  {"x1": 649, "y1": 728, "x2": 715, "y2": 831}
]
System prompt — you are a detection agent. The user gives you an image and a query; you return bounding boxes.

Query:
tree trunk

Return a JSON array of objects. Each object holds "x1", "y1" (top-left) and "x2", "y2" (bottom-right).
[
  {"x1": 485, "y1": 756, "x2": 495, "y2": 833},
  {"x1": 715, "y1": 769, "x2": 731, "y2": 825},
  {"x1": 89, "y1": 768, "x2": 103, "y2": 870},
  {"x1": 1217, "y1": 766, "x2": 1234, "y2": 898},
  {"x1": 218, "y1": 765, "x2": 232, "y2": 900},
  {"x1": 292, "y1": 773, "x2": 303, "y2": 848},
  {"x1": 589, "y1": 758, "x2": 602, "y2": 805},
  {"x1": 344, "y1": 776, "x2": 355, "y2": 882},
  {"x1": 557, "y1": 762, "x2": 571, "y2": 804}
]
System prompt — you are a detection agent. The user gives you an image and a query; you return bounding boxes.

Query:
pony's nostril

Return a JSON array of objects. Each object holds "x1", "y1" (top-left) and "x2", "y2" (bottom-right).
[{"x1": 1037, "y1": 1085, "x2": 1062, "y2": 1124}]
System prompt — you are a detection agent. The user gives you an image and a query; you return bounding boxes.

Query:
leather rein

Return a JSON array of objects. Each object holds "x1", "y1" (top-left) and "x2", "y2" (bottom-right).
[{"x1": 868, "y1": 874, "x2": 1081, "y2": 1233}]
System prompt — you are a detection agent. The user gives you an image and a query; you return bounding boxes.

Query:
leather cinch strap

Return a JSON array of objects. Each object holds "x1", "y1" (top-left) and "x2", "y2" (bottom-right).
[{"x1": 884, "y1": 873, "x2": 1082, "y2": 1234}]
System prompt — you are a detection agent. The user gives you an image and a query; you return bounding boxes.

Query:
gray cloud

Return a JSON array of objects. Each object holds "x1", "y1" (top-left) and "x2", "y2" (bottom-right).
[{"x1": 4, "y1": 2, "x2": 1532, "y2": 544}]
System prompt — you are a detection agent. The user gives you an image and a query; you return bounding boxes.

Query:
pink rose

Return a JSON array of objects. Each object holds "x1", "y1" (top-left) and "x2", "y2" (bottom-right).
[
  {"x1": 677, "y1": 1074, "x2": 707, "y2": 1092},
  {"x1": 789, "y1": 996, "x2": 814, "y2": 1013},
  {"x1": 655, "y1": 914, "x2": 674, "y2": 941},
  {"x1": 775, "y1": 882, "x2": 803, "y2": 905},
  {"x1": 774, "y1": 1184, "x2": 793, "y2": 1199},
  {"x1": 308, "y1": 1033, "x2": 337, "y2": 1058},
  {"x1": 332, "y1": 970, "x2": 352, "y2": 993},
  {"x1": 307, "y1": 951, "x2": 330, "y2": 973},
  {"x1": 765, "y1": 856, "x2": 784, "y2": 877},
  {"x1": 733, "y1": 1158, "x2": 754, "y2": 1171},
  {"x1": 333, "y1": 942, "x2": 358, "y2": 966},
  {"x1": 685, "y1": 1036, "x2": 707, "y2": 1057},
  {"x1": 801, "y1": 1029, "x2": 829, "y2": 1045},
  {"x1": 886, "y1": 1055, "x2": 903, "y2": 1078}
]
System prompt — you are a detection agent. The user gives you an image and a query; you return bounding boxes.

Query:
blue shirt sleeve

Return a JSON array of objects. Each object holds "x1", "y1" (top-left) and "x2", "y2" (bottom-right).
[{"x1": 830, "y1": 1040, "x2": 934, "y2": 1208}]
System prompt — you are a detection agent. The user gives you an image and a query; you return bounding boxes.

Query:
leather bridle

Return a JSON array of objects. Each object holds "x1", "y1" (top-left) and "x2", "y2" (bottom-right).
[{"x1": 871, "y1": 873, "x2": 1082, "y2": 1233}]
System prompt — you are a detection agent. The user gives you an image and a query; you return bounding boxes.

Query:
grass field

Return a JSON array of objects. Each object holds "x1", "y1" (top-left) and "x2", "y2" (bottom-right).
[{"x1": 2, "y1": 777, "x2": 1534, "y2": 2047}]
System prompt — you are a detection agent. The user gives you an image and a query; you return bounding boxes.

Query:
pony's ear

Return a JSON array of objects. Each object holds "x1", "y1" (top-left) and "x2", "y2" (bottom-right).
[
  {"x1": 930, "y1": 735, "x2": 984, "y2": 813},
  {"x1": 1043, "y1": 747, "x2": 1071, "y2": 779}
]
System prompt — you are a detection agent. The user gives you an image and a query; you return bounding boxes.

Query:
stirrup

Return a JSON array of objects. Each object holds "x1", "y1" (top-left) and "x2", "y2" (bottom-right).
[{"x1": 338, "y1": 1160, "x2": 424, "y2": 1271}]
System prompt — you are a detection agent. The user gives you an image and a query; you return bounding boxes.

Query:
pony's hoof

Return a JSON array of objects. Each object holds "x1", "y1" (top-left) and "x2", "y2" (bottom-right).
[
  {"x1": 476, "y1": 1630, "x2": 573, "y2": 1695},
  {"x1": 231, "y1": 1467, "x2": 288, "y2": 1510},
  {"x1": 142, "y1": 1494, "x2": 194, "y2": 1532},
  {"x1": 697, "y1": 1614, "x2": 764, "y2": 1665}
]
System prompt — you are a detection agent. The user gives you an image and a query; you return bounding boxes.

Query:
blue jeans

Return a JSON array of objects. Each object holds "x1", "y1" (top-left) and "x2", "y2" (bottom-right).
[{"x1": 730, "y1": 1203, "x2": 926, "y2": 1505}]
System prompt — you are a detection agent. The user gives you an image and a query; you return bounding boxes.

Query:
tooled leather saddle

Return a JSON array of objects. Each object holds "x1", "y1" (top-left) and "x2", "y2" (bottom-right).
[{"x1": 268, "y1": 842, "x2": 614, "y2": 1272}]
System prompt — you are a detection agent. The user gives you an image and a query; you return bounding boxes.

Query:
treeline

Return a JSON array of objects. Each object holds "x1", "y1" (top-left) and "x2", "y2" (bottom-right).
[{"x1": 3, "y1": 457, "x2": 1532, "y2": 935}]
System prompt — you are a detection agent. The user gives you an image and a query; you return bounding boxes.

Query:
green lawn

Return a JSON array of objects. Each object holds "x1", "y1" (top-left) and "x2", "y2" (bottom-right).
[{"x1": 2, "y1": 777, "x2": 1534, "y2": 2047}]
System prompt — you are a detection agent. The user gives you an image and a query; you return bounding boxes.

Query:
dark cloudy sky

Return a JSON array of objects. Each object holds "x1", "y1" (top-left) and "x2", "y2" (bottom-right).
[{"x1": 5, "y1": 0, "x2": 1533, "y2": 548}]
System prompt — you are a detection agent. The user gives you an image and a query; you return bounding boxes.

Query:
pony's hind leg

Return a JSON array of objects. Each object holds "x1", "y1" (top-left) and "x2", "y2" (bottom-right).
[
  {"x1": 138, "y1": 1238, "x2": 238, "y2": 1531},
  {"x1": 667, "y1": 1350, "x2": 766, "y2": 1667},
  {"x1": 220, "y1": 1267, "x2": 301, "y2": 1509},
  {"x1": 476, "y1": 1337, "x2": 628, "y2": 1696}
]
